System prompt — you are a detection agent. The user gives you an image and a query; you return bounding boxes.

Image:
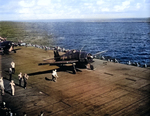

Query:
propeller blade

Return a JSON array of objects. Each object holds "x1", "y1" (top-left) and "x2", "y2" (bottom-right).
[
  {"x1": 43, "y1": 58, "x2": 54, "y2": 61},
  {"x1": 80, "y1": 45, "x2": 85, "y2": 51},
  {"x1": 93, "y1": 50, "x2": 107, "y2": 56}
]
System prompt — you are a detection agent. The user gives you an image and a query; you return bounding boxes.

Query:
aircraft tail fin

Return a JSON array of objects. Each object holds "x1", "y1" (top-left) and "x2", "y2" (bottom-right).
[{"x1": 54, "y1": 50, "x2": 60, "y2": 61}]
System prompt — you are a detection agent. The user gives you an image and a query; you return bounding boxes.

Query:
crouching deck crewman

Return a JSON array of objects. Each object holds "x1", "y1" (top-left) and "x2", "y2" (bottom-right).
[{"x1": 52, "y1": 69, "x2": 59, "y2": 82}]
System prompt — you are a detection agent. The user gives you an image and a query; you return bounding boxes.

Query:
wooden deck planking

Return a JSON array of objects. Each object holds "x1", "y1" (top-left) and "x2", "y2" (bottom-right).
[
  {"x1": 111, "y1": 96, "x2": 150, "y2": 116},
  {"x1": 69, "y1": 88, "x2": 129, "y2": 115},
  {"x1": 1, "y1": 47, "x2": 150, "y2": 116},
  {"x1": 62, "y1": 84, "x2": 117, "y2": 106},
  {"x1": 127, "y1": 79, "x2": 150, "y2": 89}
]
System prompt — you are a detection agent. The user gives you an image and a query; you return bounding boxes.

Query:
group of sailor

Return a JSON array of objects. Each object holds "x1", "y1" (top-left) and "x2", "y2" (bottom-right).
[
  {"x1": 0, "y1": 61, "x2": 33, "y2": 115},
  {"x1": 0, "y1": 101, "x2": 44, "y2": 116},
  {"x1": 25, "y1": 43, "x2": 66, "y2": 52},
  {"x1": 0, "y1": 61, "x2": 16, "y2": 96},
  {"x1": 0, "y1": 60, "x2": 58, "y2": 115},
  {"x1": 29, "y1": 42, "x2": 149, "y2": 68},
  {"x1": 100, "y1": 55, "x2": 148, "y2": 68},
  {"x1": 127, "y1": 61, "x2": 148, "y2": 67}
]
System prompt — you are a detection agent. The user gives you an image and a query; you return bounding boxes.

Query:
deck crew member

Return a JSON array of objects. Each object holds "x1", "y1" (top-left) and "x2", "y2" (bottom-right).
[
  {"x1": 0, "y1": 77, "x2": 5, "y2": 95},
  {"x1": 18, "y1": 72, "x2": 23, "y2": 86},
  {"x1": 9, "y1": 68, "x2": 12, "y2": 81},
  {"x1": 39, "y1": 111, "x2": 44, "y2": 116},
  {"x1": 10, "y1": 80, "x2": 15, "y2": 96},
  {"x1": 11, "y1": 61, "x2": 15, "y2": 74},
  {"x1": 52, "y1": 69, "x2": 59, "y2": 82},
  {"x1": 23, "y1": 73, "x2": 29, "y2": 89}
]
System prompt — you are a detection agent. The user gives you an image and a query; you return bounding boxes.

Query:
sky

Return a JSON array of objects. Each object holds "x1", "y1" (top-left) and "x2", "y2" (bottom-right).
[{"x1": 0, "y1": 0, "x2": 150, "y2": 21}]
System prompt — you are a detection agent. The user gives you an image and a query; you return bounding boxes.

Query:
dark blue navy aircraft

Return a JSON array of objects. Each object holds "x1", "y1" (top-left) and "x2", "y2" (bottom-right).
[{"x1": 39, "y1": 49, "x2": 107, "y2": 74}]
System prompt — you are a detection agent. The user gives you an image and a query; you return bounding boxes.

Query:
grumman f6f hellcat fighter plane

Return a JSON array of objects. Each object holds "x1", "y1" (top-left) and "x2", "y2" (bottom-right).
[{"x1": 39, "y1": 47, "x2": 107, "y2": 74}]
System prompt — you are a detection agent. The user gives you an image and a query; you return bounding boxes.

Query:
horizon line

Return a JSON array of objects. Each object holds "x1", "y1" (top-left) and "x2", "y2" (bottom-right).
[{"x1": 0, "y1": 17, "x2": 150, "y2": 22}]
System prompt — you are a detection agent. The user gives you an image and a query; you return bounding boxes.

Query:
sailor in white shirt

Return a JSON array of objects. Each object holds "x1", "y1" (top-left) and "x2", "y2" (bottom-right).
[
  {"x1": 0, "y1": 77, "x2": 5, "y2": 95},
  {"x1": 11, "y1": 61, "x2": 15, "y2": 74},
  {"x1": 10, "y1": 80, "x2": 15, "y2": 96},
  {"x1": 9, "y1": 68, "x2": 12, "y2": 81},
  {"x1": 52, "y1": 69, "x2": 59, "y2": 82}
]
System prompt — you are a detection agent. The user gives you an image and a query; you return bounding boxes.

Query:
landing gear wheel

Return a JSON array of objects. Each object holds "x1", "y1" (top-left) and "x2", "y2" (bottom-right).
[
  {"x1": 72, "y1": 63, "x2": 76, "y2": 74},
  {"x1": 90, "y1": 64, "x2": 94, "y2": 70},
  {"x1": 73, "y1": 69, "x2": 76, "y2": 74}
]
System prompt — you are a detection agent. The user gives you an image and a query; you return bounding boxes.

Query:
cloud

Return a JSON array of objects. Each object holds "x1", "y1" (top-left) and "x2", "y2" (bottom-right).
[
  {"x1": 84, "y1": 3, "x2": 93, "y2": 6},
  {"x1": 37, "y1": 0, "x2": 52, "y2": 6},
  {"x1": 18, "y1": 8, "x2": 31, "y2": 14},
  {"x1": 114, "y1": 0, "x2": 130, "y2": 12},
  {"x1": 96, "y1": 0, "x2": 105, "y2": 5},
  {"x1": 101, "y1": 8, "x2": 110, "y2": 12},
  {"x1": 18, "y1": 0, "x2": 55, "y2": 15},
  {"x1": 136, "y1": 3, "x2": 141, "y2": 9},
  {"x1": 19, "y1": 0, "x2": 35, "y2": 7},
  {"x1": 0, "y1": 0, "x2": 150, "y2": 20},
  {"x1": 122, "y1": 1, "x2": 130, "y2": 6},
  {"x1": 145, "y1": 0, "x2": 150, "y2": 3}
]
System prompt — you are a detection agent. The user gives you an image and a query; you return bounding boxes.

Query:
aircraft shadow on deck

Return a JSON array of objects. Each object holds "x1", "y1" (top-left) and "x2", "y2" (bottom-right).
[
  {"x1": 3, "y1": 77, "x2": 24, "y2": 87},
  {"x1": 3, "y1": 78, "x2": 23, "y2": 95},
  {"x1": 14, "y1": 48, "x2": 22, "y2": 51},
  {"x1": 27, "y1": 66, "x2": 82, "y2": 76},
  {"x1": 0, "y1": 48, "x2": 21, "y2": 55}
]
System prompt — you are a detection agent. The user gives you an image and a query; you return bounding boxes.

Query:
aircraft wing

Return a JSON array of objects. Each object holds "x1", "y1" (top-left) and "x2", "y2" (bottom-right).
[
  {"x1": 39, "y1": 60, "x2": 78, "y2": 66},
  {"x1": 0, "y1": 45, "x2": 5, "y2": 49},
  {"x1": 43, "y1": 58, "x2": 54, "y2": 61},
  {"x1": 48, "y1": 60, "x2": 78, "y2": 65}
]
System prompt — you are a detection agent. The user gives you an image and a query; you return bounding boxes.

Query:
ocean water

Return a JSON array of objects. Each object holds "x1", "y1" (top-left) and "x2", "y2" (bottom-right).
[{"x1": 25, "y1": 20, "x2": 150, "y2": 66}]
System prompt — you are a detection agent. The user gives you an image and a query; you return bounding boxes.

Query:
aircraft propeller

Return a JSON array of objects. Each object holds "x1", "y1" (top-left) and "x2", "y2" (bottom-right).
[{"x1": 93, "y1": 50, "x2": 107, "y2": 56}]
